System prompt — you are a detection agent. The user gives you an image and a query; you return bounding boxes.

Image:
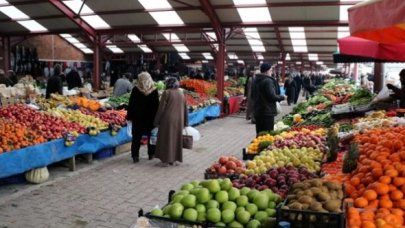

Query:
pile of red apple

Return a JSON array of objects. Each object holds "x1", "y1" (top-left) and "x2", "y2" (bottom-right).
[
  {"x1": 79, "y1": 108, "x2": 126, "y2": 126},
  {"x1": 269, "y1": 133, "x2": 327, "y2": 152},
  {"x1": 205, "y1": 156, "x2": 245, "y2": 177},
  {"x1": 0, "y1": 104, "x2": 85, "y2": 140},
  {"x1": 232, "y1": 166, "x2": 318, "y2": 198}
]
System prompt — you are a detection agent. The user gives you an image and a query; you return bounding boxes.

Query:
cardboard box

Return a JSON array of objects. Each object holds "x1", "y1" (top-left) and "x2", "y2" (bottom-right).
[{"x1": 115, "y1": 142, "x2": 131, "y2": 155}]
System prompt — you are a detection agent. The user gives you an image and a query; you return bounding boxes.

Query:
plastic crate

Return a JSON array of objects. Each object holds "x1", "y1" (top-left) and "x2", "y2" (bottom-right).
[
  {"x1": 93, "y1": 148, "x2": 114, "y2": 160},
  {"x1": 276, "y1": 199, "x2": 345, "y2": 228},
  {"x1": 0, "y1": 173, "x2": 26, "y2": 185},
  {"x1": 204, "y1": 172, "x2": 240, "y2": 181},
  {"x1": 242, "y1": 148, "x2": 258, "y2": 160}
]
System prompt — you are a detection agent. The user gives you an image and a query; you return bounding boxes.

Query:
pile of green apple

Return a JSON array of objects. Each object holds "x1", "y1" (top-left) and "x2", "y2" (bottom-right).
[
  {"x1": 245, "y1": 147, "x2": 322, "y2": 175},
  {"x1": 149, "y1": 178, "x2": 281, "y2": 227}
]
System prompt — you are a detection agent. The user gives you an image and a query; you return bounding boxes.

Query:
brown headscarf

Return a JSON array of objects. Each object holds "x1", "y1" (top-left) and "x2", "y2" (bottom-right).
[{"x1": 136, "y1": 72, "x2": 156, "y2": 95}]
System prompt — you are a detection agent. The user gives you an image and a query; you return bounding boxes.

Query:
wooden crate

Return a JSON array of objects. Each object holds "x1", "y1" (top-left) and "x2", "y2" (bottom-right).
[{"x1": 115, "y1": 142, "x2": 131, "y2": 155}]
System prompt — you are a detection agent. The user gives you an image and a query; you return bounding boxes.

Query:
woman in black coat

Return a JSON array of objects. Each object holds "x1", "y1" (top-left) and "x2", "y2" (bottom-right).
[
  {"x1": 284, "y1": 74, "x2": 296, "y2": 105},
  {"x1": 126, "y1": 72, "x2": 159, "y2": 163}
]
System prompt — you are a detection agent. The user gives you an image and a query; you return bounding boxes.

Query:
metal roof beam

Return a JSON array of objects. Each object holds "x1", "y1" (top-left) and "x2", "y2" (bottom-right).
[{"x1": 48, "y1": 0, "x2": 97, "y2": 44}]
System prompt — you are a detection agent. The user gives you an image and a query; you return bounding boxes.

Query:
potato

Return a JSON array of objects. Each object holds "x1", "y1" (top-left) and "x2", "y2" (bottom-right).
[
  {"x1": 298, "y1": 195, "x2": 313, "y2": 204},
  {"x1": 309, "y1": 179, "x2": 322, "y2": 187},
  {"x1": 310, "y1": 202, "x2": 323, "y2": 212},
  {"x1": 287, "y1": 194, "x2": 297, "y2": 201},
  {"x1": 301, "y1": 203, "x2": 310, "y2": 210},
  {"x1": 337, "y1": 189, "x2": 344, "y2": 200},
  {"x1": 329, "y1": 190, "x2": 338, "y2": 200},
  {"x1": 289, "y1": 202, "x2": 303, "y2": 210},
  {"x1": 324, "y1": 181, "x2": 341, "y2": 191},
  {"x1": 310, "y1": 187, "x2": 322, "y2": 195},
  {"x1": 324, "y1": 199, "x2": 341, "y2": 212},
  {"x1": 316, "y1": 192, "x2": 331, "y2": 202},
  {"x1": 303, "y1": 190, "x2": 314, "y2": 197},
  {"x1": 293, "y1": 182, "x2": 306, "y2": 189}
]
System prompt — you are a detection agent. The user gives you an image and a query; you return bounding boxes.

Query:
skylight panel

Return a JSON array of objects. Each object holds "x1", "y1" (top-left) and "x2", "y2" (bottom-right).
[
  {"x1": 293, "y1": 46, "x2": 308, "y2": 52},
  {"x1": 278, "y1": 61, "x2": 283, "y2": 64},
  {"x1": 338, "y1": 27, "x2": 350, "y2": 38},
  {"x1": 286, "y1": 53, "x2": 291, "y2": 61},
  {"x1": 106, "y1": 45, "x2": 124, "y2": 54},
  {"x1": 80, "y1": 48, "x2": 93, "y2": 54},
  {"x1": 62, "y1": 0, "x2": 93, "y2": 14},
  {"x1": 202, "y1": 60, "x2": 209, "y2": 63},
  {"x1": 72, "y1": 43, "x2": 86, "y2": 49},
  {"x1": 233, "y1": 0, "x2": 266, "y2": 5},
  {"x1": 237, "y1": 60, "x2": 245, "y2": 65},
  {"x1": 205, "y1": 32, "x2": 217, "y2": 41},
  {"x1": 289, "y1": 27, "x2": 308, "y2": 53},
  {"x1": 17, "y1": 20, "x2": 47, "y2": 32},
  {"x1": 163, "y1": 33, "x2": 181, "y2": 42},
  {"x1": 128, "y1": 34, "x2": 141, "y2": 43},
  {"x1": 203, "y1": 53, "x2": 213, "y2": 60},
  {"x1": 82, "y1": 15, "x2": 110, "y2": 29},
  {"x1": 256, "y1": 54, "x2": 264, "y2": 60},
  {"x1": 150, "y1": 11, "x2": 184, "y2": 25},
  {"x1": 0, "y1": 0, "x2": 9, "y2": 5},
  {"x1": 308, "y1": 53, "x2": 318, "y2": 61},
  {"x1": 296, "y1": 62, "x2": 302, "y2": 65},
  {"x1": 316, "y1": 61, "x2": 324, "y2": 65},
  {"x1": 0, "y1": 6, "x2": 29, "y2": 19},
  {"x1": 138, "y1": 0, "x2": 172, "y2": 9},
  {"x1": 138, "y1": 44, "x2": 153, "y2": 53},
  {"x1": 291, "y1": 40, "x2": 307, "y2": 46},
  {"x1": 228, "y1": 53, "x2": 238, "y2": 60},
  {"x1": 60, "y1": 34, "x2": 72, "y2": 38},
  {"x1": 251, "y1": 46, "x2": 266, "y2": 52},
  {"x1": 173, "y1": 44, "x2": 189, "y2": 52},
  {"x1": 339, "y1": 5, "x2": 350, "y2": 21},
  {"x1": 237, "y1": 8, "x2": 271, "y2": 22},
  {"x1": 65, "y1": 37, "x2": 80, "y2": 43},
  {"x1": 179, "y1": 53, "x2": 190, "y2": 60}
]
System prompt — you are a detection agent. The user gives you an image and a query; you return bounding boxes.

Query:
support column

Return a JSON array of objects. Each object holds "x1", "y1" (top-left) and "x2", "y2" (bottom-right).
[
  {"x1": 216, "y1": 39, "x2": 225, "y2": 107},
  {"x1": 2, "y1": 37, "x2": 10, "y2": 73},
  {"x1": 353, "y1": 63, "x2": 358, "y2": 81},
  {"x1": 93, "y1": 38, "x2": 101, "y2": 91},
  {"x1": 374, "y1": 62, "x2": 383, "y2": 93}
]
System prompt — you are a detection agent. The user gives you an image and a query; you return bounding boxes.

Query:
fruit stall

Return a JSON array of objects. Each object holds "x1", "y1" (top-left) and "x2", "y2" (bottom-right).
[{"x1": 137, "y1": 79, "x2": 405, "y2": 228}]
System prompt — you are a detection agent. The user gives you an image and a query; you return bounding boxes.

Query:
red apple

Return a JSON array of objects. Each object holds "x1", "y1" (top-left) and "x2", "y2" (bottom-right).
[
  {"x1": 218, "y1": 156, "x2": 229, "y2": 165},
  {"x1": 226, "y1": 161, "x2": 236, "y2": 170},
  {"x1": 218, "y1": 166, "x2": 227, "y2": 175}
]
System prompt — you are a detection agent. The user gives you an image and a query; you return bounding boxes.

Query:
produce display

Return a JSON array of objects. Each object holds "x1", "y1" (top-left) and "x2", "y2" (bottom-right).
[
  {"x1": 47, "y1": 108, "x2": 108, "y2": 131},
  {"x1": 0, "y1": 104, "x2": 85, "y2": 140},
  {"x1": 78, "y1": 108, "x2": 126, "y2": 126},
  {"x1": 149, "y1": 179, "x2": 281, "y2": 227},
  {"x1": 180, "y1": 79, "x2": 216, "y2": 96},
  {"x1": 205, "y1": 156, "x2": 245, "y2": 178},
  {"x1": 35, "y1": 94, "x2": 73, "y2": 110},
  {"x1": 232, "y1": 166, "x2": 318, "y2": 198},
  {"x1": 71, "y1": 97, "x2": 102, "y2": 111},
  {"x1": 108, "y1": 93, "x2": 130, "y2": 105},
  {"x1": 245, "y1": 147, "x2": 323, "y2": 175}
]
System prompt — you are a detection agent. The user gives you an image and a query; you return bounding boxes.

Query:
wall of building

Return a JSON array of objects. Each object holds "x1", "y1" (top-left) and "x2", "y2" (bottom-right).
[{"x1": 19, "y1": 35, "x2": 88, "y2": 61}]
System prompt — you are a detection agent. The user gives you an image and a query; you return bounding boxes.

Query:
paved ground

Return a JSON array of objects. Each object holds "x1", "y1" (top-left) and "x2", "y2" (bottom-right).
[{"x1": 0, "y1": 103, "x2": 294, "y2": 228}]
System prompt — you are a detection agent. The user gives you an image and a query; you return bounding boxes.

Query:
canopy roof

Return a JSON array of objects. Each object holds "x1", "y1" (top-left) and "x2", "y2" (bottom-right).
[{"x1": 0, "y1": 0, "x2": 366, "y2": 68}]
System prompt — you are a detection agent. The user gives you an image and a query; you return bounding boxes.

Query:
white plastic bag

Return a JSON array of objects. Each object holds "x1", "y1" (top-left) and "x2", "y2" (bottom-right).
[
  {"x1": 150, "y1": 128, "x2": 158, "y2": 145},
  {"x1": 183, "y1": 126, "x2": 201, "y2": 142},
  {"x1": 373, "y1": 86, "x2": 391, "y2": 103},
  {"x1": 126, "y1": 121, "x2": 132, "y2": 137},
  {"x1": 276, "y1": 102, "x2": 282, "y2": 114}
]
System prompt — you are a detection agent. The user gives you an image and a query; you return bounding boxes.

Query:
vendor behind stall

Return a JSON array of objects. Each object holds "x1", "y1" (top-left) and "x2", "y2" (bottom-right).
[{"x1": 387, "y1": 69, "x2": 405, "y2": 108}]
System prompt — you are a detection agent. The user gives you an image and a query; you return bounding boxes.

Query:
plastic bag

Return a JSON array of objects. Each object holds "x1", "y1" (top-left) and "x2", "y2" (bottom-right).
[
  {"x1": 182, "y1": 126, "x2": 201, "y2": 142},
  {"x1": 276, "y1": 102, "x2": 282, "y2": 114},
  {"x1": 373, "y1": 86, "x2": 391, "y2": 103},
  {"x1": 150, "y1": 128, "x2": 158, "y2": 145},
  {"x1": 127, "y1": 121, "x2": 132, "y2": 137}
]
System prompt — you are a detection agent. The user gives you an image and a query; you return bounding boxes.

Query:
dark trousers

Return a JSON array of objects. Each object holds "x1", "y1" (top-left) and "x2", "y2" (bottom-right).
[
  {"x1": 255, "y1": 116, "x2": 275, "y2": 136},
  {"x1": 294, "y1": 88, "x2": 301, "y2": 104},
  {"x1": 287, "y1": 90, "x2": 296, "y2": 105},
  {"x1": 131, "y1": 129, "x2": 155, "y2": 159}
]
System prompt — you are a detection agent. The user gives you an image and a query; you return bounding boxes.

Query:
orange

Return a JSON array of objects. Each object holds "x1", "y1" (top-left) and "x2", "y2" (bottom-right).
[
  {"x1": 393, "y1": 177, "x2": 405, "y2": 187},
  {"x1": 354, "y1": 197, "x2": 369, "y2": 208},
  {"x1": 379, "y1": 199, "x2": 393, "y2": 209},
  {"x1": 390, "y1": 190, "x2": 403, "y2": 201},
  {"x1": 379, "y1": 176, "x2": 392, "y2": 184},
  {"x1": 361, "y1": 221, "x2": 376, "y2": 228},
  {"x1": 363, "y1": 190, "x2": 378, "y2": 201},
  {"x1": 375, "y1": 183, "x2": 390, "y2": 195},
  {"x1": 351, "y1": 177, "x2": 361, "y2": 186},
  {"x1": 385, "y1": 169, "x2": 399, "y2": 178}
]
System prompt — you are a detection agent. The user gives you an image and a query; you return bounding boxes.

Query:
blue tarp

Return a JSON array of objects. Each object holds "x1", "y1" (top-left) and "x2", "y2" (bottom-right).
[
  {"x1": 188, "y1": 104, "x2": 220, "y2": 126},
  {"x1": 0, "y1": 127, "x2": 132, "y2": 178}
]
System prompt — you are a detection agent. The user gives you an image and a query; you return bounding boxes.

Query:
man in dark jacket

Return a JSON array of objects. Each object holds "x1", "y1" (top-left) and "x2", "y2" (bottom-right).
[
  {"x1": 46, "y1": 64, "x2": 63, "y2": 99},
  {"x1": 251, "y1": 63, "x2": 285, "y2": 135},
  {"x1": 387, "y1": 69, "x2": 405, "y2": 108},
  {"x1": 294, "y1": 74, "x2": 302, "y2": 104},
  {"x1": 66, "y1": 68, "x2": 83, "y2": 90}
]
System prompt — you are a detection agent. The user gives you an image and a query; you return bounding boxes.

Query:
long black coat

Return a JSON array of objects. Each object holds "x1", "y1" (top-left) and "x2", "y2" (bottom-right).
[
  {"x1": 126, "y1": 88, "x2": 159, "y2": 132},
  {"x1": 46, "y1": 75, "x2": 63, "y2": 99},
  {"x1": 284, "y1": 79, "x2": 296, "y2": 100}
]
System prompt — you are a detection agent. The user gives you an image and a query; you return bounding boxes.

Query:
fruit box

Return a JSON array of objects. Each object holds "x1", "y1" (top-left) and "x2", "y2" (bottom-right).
[
  {"x1": 140, "y1": 191, "x2": 223, "y2": 228},
  {"x1": 242, "y1": 148, "x2": 258, "y2": 160},
  {"x1": 93, "y1": 148, "x2": 114, "y2": 160},
  {"x1": 204, "y1": 172, "x2": 240, "y2": 181},
  {"x1": 276, "y1": 199, "x2": 346, "y2": 228}
]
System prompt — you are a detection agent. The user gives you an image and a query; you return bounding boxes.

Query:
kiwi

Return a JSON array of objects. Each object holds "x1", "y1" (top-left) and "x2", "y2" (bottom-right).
[
  {"x1": 324, "y1": 199, "x2": 342, "y2": 212},
  {"x1": 310, "y1": 187, "x2": 322, "y2": 195},
  {"x1": 301, "y1": 203, "x2": 310, "y2": 210},
  {"x1": 324, "y1": 181, "x2": 341, "y2": 191},
  {"x1": 309, "y1": 179, "x2": 322, "y2": 187},
  {"x1": 310, "y1": 202, "x2": 323, "y2": 212},
  {"x1": 337, "y1": 189, "x2": 344, "y2": 200},
  {"x1": 316, "y1": 192, "x2": 331, "y2": 202},
  {"x1": 289, "y1": 202, "x2": 303, "y2": 210},
  {"x1": 329, "y1": 190, "x2": 338, "y2": 200},
  {"x1": 287, "y1": 194, "x2": 297, "y2": 201},
  {"x1": 303, "y1": 190, "x2": 314, "y2": 197},
  {"x1": 293, "y1": 182, "x2": 306, "y2": 189}
]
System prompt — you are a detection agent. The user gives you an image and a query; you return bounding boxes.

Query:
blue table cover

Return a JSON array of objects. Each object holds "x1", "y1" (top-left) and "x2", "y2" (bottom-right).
[{"x1": 188, "y1": 104, "x2": 220, "y2": 126}]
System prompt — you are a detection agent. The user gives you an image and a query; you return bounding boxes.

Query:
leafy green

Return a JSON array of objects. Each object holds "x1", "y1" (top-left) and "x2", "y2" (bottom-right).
[
  {"x1": 308, "y1": 95, "x2": 330, "y2": 105},
  {"x1": 108, "y1": 93, "x2": 130, "y2": 105}
]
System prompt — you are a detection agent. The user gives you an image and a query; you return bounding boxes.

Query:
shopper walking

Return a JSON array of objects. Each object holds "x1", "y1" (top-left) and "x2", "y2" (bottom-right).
[
  {"x1": 284, "y1": 74, "x2": 296, "y2": 106},
  {"x1": 245, "y1": 70, "x2": 258, "y2": 123},
  {"x1": 113, "y1": 73, "x2": 133, "y2": 96},
  {"x1": 45, "y1": 64, "x2": 63, "y2": 99},
  {"x1": 251, "y1": 63, "x2": 285, "y2": 135},
  {"x1": 294, "y1": 74, "x2": 302, "y2": 104},
  {"x1": 126, "y1": 72, "x2": 159, "y2": 163},
  {"x1": 154, "y1": 77, "x2": 188, "y2": 167}
]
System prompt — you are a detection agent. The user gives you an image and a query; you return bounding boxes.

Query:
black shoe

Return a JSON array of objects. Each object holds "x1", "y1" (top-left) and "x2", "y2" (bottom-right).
[
  {"x1": 148, "y1": 155, "x2": 155, "y2": 160},
  {"x1": 133, "y1": 157, "x2": 139, "y2": 163}
]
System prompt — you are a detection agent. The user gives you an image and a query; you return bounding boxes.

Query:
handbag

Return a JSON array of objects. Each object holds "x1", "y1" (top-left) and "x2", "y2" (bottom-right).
[
  {"x1": 276, "y1": 102, "x2": 282, "y2": 114},
  {"x1": 182, "y1": 128, "x2": 193, "y2": 149}
]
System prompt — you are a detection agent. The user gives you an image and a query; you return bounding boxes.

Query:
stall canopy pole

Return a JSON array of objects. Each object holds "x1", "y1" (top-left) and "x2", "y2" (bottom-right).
[
  {"x1": 93, "y1": 36, "x2": 101, "y2": 91},
  {"x1": 216, "y1": 30, "x2": 225, "y2": 109},
  {"x1": 2, "y1": 37, "x2": 10, "y2": 73},
  {"x1": 374, "y1": 62, "x2": 384, "y2": 93},
  {"x1": 353, "y1": 63, "x2": 358, "y2": 81}
]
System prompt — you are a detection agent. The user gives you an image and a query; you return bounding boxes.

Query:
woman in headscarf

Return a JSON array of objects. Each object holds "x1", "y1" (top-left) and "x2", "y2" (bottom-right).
[
  {"x1": 126, "y1": 72, "x2": 159, "y2": 163},
  {"x1": 154, "y1": 77, "x2": 188, "y2": 167}
]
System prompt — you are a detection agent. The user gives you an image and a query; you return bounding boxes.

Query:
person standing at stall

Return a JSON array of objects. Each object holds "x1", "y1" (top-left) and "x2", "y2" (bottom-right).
[
  {"x1": 66, "y1": 68, "x2": 83, "y2": 90},
  {"x1": 154, "y1": 77, "x2": 188, "y2": 167},
  {"x1": 294, "y1": 74, "x2": 302, "y2": 104},
  {"x1": 387, "y1": 69, "x2": 405, "y2": 108},
  {"x1": 126, "y1": 72, "x2": 159, "y2": 163},
  {"x1": 284, "y1": 74, "x2": 296, "y2": 106},
  {"x1": 251, "y1": 63, "x2": 285, "y2": 135},
  {"x1": 245, "y1": 70, "x2": 258, "y2": 123},
  {"x1": 113, "y1": 73, "x2": 133, "y2": 96},
  {"x1": 45, "y1": 64, "x2": 63, "y2": 99}
]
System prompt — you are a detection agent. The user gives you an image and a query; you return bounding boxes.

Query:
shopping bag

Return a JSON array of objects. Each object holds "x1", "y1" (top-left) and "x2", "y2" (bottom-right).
[
  {"x1": 126, "y1": 121, "x2": 132, "y2": 137},
  {"x1": 182, "y1": 128, "x2": 193, "y2": 149},
  {"x1": 149, "y1": 128, "x2": 158, "y2": 145},
  {"x1": 182, "y1": 126, "x2": 201, "y2": 141},
  {"x1": 276, "y1": 102, "x2": 282, "y2": 114},
  {"x1": 373, "y1": 86, "x2": 391, "y2": 103}
]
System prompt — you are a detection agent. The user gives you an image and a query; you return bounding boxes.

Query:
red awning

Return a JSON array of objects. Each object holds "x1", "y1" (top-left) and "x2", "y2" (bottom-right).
[
  {"x1": 338, "y1": 36, "x2": 405, "y2": 62},
  {"x1": 349, "y1": 0, "x2": 405, "y2": 44}
]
